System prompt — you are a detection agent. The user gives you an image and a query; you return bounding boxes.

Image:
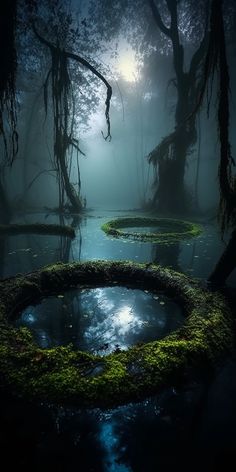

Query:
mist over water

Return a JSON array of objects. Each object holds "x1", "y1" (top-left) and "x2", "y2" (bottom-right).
[{"x1": 0, "y1": 0, "x2": 236, "y2": 470}]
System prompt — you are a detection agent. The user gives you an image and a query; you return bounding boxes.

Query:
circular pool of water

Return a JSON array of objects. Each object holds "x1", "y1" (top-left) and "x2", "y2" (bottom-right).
[{"x1": 16, "y1": 286, "x2": 184, "y2": 354}]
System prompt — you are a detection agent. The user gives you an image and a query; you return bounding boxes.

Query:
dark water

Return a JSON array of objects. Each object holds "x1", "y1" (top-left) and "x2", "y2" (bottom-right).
[
  {"x1": 16, "y1": 287, "x2": 183, "y2": 353},
  {"x1": 1, "y1": 209, "x2": 236, "y2": 471}
]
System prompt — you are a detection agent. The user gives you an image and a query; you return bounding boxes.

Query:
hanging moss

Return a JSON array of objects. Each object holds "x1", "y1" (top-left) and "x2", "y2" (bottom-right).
[
  {"x1": 0, "y1": 223, "x2": 75, "y2": 238},
  {"x1": 33, "y1": 23, "x2": 112, "y2": 213},
  {"x1": 101, "y1": 217, "x2": 202, "y2": 244},
  {"x1": 0, "y1": 260, "x2": 233, "y2": 407}
]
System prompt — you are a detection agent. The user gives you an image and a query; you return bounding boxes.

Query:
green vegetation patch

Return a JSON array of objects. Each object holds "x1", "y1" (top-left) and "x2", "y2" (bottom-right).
[
  {"x1": 0, "y1": 260, "x2": 232, "y2": 407},
  {"x1": 101, "y1": 217, "x2": 202, "y2": 243},
  {"x1": 0, "y1": 223, "x2": 75, "y2": 238}
]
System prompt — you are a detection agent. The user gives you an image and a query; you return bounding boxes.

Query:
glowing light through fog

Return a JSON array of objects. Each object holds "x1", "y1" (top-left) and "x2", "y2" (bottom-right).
[{"x1": 118, "y1": 51, "x2": 139, "y2": 82}]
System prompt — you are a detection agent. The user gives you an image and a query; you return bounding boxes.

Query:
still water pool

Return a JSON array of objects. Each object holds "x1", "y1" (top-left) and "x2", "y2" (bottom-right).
[
  {"x1": 1, "y1": 209, "x2": 236, "y2": 471},
  {"x1": 17, "y1": 287, "x2": 183, "y2": 353}
]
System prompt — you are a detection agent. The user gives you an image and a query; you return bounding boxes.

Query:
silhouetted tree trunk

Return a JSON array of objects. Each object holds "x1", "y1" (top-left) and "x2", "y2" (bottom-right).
[
  {"x1": 0, "y1": 179, "x2": 11, "y2": 223},
  {"x1": 148, "y1": 0, "x2": 207, "y2": 213},
  {"x1": 209, "y1": 230, "x2": 236, "y2": 285},
  {"x1": 0, "y1": 0, "x2": 17, "y2": 222}
]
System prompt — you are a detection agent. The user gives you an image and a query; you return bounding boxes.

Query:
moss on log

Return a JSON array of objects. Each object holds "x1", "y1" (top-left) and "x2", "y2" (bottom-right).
[
  {"x1": 0, "y1": 260, "x2": 233, "y2": 407},
  {"x1": 101, "y1": 217, "x2": 202, "y2": 243},
  {"x1": 0, "y1": 223, "x2": 75, "y2": 238}
]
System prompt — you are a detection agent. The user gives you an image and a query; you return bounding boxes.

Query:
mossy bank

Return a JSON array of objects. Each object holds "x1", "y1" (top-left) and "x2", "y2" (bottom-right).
[
  {"x1": 101, "y1": 217, "x2": 202, "y2": 243},
  {"x1": 0, "y1": 223, "x2": 75, "y2": 238},
  {"x1": 0, "y1": 260, "x2": 233, "y2": 407}
]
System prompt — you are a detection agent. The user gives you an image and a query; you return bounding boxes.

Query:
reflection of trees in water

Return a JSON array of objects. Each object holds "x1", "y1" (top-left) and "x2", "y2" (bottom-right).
[
  {"x1": 58, "y1": 214, "x2": 82, "y2": 262},
  {"x1": 0, "y1": 365, "x2": 213, "y2": 472},
  {"x1": 106, "y1": 381, "x2": 212, "y2": 471},
  {"x1": 0, "y1": 213, "x2": 82, "y2": 278},
  {"x1": 67, "y1": 215, "x2": 82, "y2": 262},
  {"x1": 33, "y1": 214, "x2": 83, "y2": 347},
  {"x1": 151, "y1": 242, "x2": 181, "y2": 272},
  {"x1": 0, "y1": 236, "x2": 6, "y2": 278},
  {"x1": 151, "y1": 239, "x2": 202, "y2": 277}
]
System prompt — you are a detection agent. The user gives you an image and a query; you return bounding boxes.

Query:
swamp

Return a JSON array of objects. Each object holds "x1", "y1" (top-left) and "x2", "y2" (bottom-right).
[{"x1": 0, "y1": 0, "x2": 236, "y2": 470}]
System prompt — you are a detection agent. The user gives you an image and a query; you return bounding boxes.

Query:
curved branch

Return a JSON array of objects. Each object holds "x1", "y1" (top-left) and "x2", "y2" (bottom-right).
[
  {"x1": 32, "y1": 23, "x2": 112, "y2": 140},
  {"x1": 148, "y1": 0, "x2": 172, "y2": 38},
  {"x1": 32, "y1": 23, "x2": 54, "y2": 51},
  {"x1": 188, "y1": 34, "x2": 208, "y2": 83},
  {"x1": 188, "y1": 1, "x2": 210, "y2": 84},
  {"x1": 70, "y1": 138, "x2": 86, "y2": 156},
  {"x1": 166, "y1": 0, "x2": 178, "y2": 37},
  {"x1": 66, "y1": 50, "x2": 112, "y2": 140},
  {"x1": 26, "y1": 168, "x2": 57, "y2": 191}
]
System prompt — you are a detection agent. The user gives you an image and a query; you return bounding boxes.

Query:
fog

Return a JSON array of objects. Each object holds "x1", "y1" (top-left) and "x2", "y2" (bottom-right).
[
  {"x1": 1, "y1": 1, "x2": 236, "y2": 470},
  {"x1": 2, "y1": 0, "x2": 234, "y2": 217}
]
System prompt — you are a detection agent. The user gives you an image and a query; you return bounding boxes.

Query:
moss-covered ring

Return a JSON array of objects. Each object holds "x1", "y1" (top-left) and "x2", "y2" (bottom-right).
[
  {"x1": 0, "y1": 260, "x2": 232, "y2": 407},
  {"x1": 101, "y1": 217, "x2": 202, "y2": 243}
]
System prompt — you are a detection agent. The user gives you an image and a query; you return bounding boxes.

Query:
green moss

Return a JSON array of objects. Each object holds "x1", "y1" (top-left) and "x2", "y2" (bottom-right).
[
  {"x1": 0, "y1": 260, "x2": 233, "y2": 407},
  {"x1": 101, "y1": 217, "x2": 202, "y2": 243},
  {"x1": 0, "y1": 223, "x2": 75, "y2": 238}
]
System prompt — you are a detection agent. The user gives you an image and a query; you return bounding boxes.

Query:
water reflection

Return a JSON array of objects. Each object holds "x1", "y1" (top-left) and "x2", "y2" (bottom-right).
[
  {"x1": 0, "y1": 213, "x2": 82, "y2": 278},
  {"x1": 2, "y1": 209, "x2": 236, "y2": 471},
  {"x1": 17, "y1": 286, "x2": 184, "y2": 354},
  {"x1": 151, "y1": 242, "x2": 181, "y2": 271}
]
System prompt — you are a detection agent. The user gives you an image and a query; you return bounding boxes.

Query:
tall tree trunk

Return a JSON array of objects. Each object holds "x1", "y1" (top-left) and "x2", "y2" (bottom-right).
[
  {"x1": 0, "y1": 0, "x2": 17, "y2": 219},
  {"x1": 0, "y1": 179, "x2": 11, "y2": 223},
  {"x1": 58, "y1": 151, "x2": 82, "y2": 212},
  {"x1": 154, "y1": 91, "x2": 197, "y2": 213},
  {"x1": 208, "y1": 230, "x2": 236, "y2": 285},
  {"x1": 148, "y1": 0, "x2": 207, "y2": 214}
]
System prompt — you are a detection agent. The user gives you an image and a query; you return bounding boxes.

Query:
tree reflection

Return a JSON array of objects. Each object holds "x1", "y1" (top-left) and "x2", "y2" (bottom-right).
[{"x1": 151, "y1": 242, "x2": 181, "y2": 272}]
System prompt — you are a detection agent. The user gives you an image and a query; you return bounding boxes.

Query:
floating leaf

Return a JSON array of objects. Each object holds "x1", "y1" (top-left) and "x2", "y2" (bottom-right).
[{"x1": 34, "y1": 352, "x2": 44, "y2": 362}]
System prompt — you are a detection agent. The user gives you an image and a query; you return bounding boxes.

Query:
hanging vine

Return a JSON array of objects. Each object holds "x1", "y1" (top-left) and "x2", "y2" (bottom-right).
[
  {"x1": 33, "y1": 23, "x2": 112, "y2": 212},
  {"x1": 191, "y1": 0, "x2": 236, "y2": 233}
]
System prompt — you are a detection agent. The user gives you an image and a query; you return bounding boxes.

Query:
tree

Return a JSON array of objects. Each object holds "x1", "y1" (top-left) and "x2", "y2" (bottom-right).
[
  {"x1": 193, "y1": 0, "x2": 236, "y2": 284},
  {"x1": 146, "y1": 0, "x2": 209, "y2": 213},
  {"x1": 25, "y1": 1, "x2": 112, "y2": 213},
  {"x1": 33, "y1": 27, "x2": 111, "y2": 212},
  {"x1": 0, "y1": 0, "x2": 18, "y2": 222},
  {"x1": 89, "y1": 0, "x2": 209, "y2": 214}
]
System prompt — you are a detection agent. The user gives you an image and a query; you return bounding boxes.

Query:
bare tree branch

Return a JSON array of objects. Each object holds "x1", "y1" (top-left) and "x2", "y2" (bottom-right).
[{"x1": 148, "y1": 0, "x2": 172, "y2": 38}]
